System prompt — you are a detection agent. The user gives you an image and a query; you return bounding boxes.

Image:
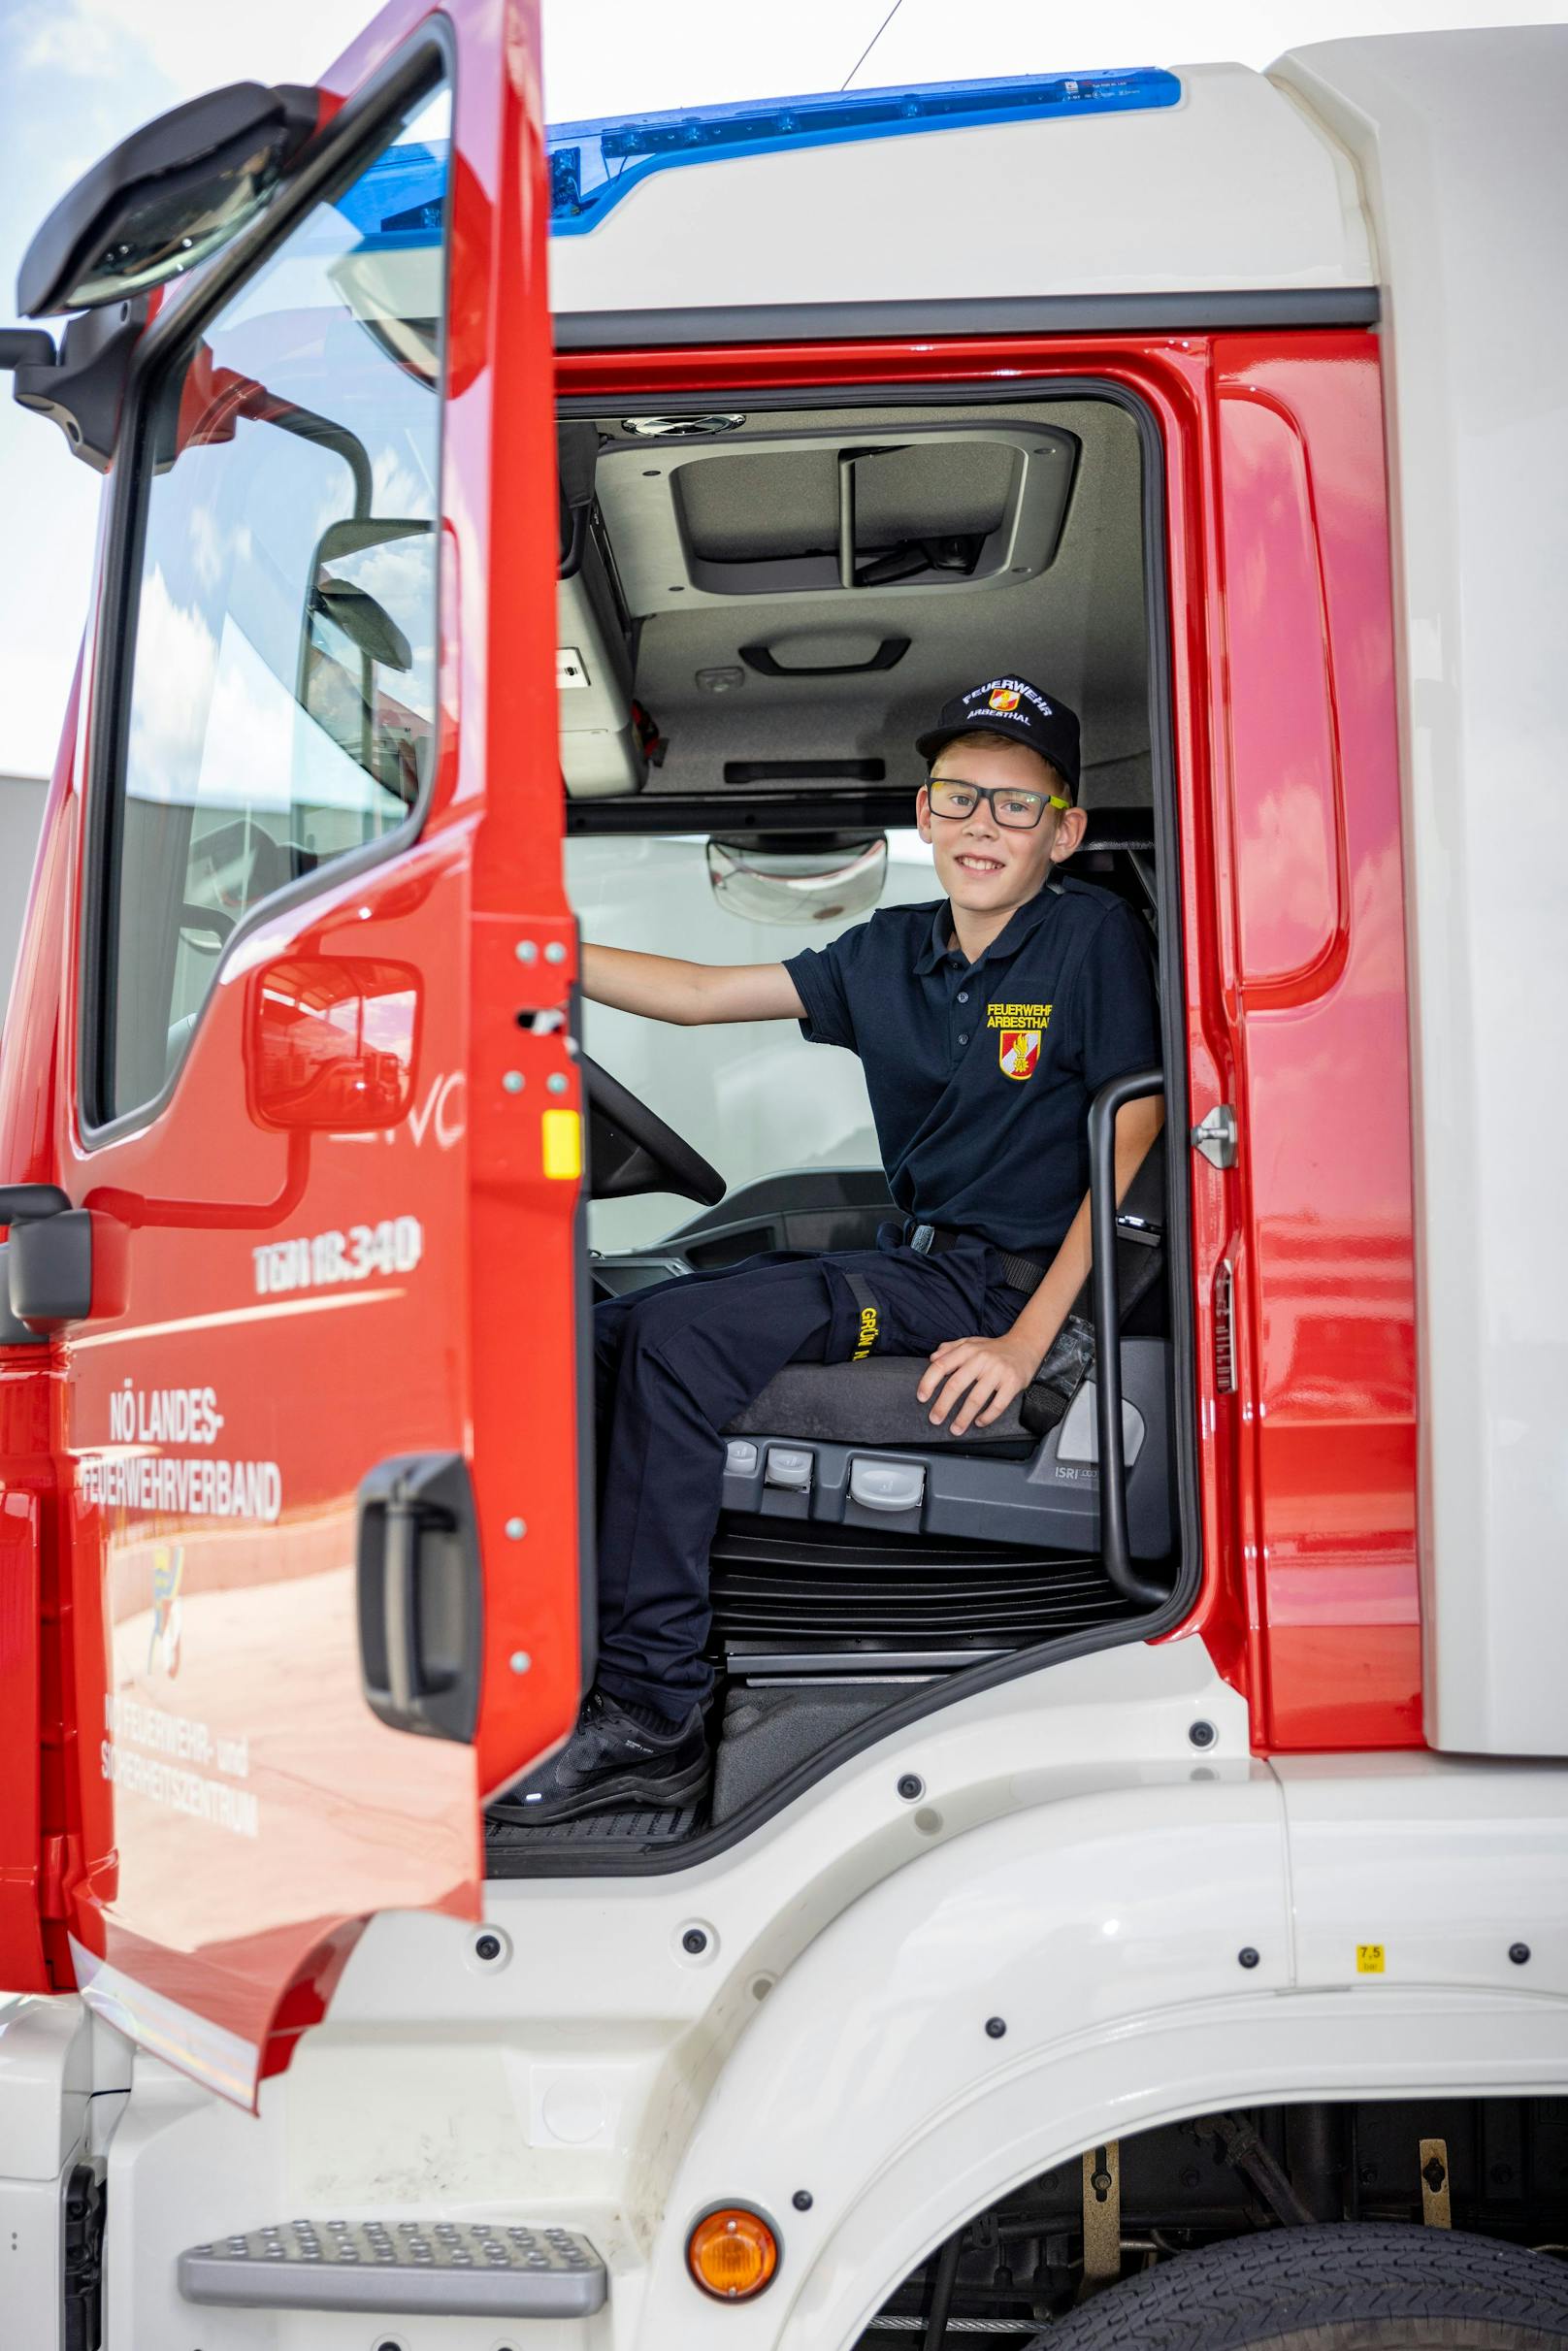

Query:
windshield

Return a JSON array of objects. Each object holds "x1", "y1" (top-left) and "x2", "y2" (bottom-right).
[{"x1": 568, "y1": 828, "x2": 937, "y2": 1251}]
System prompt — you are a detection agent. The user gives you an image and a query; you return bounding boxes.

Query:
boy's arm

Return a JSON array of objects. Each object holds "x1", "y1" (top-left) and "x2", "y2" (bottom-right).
[
  {"x1": 583, "y1": 942, "x2": 805, "y2": 1027},
  {"x1": 918, "y1": 1094, "x2": 1165, "y2": 1437}
]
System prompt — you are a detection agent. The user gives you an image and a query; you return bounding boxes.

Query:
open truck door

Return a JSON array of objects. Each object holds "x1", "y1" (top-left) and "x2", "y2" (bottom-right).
[{"x1": 0, "y1": 0, "x2": 581, "y2": 2105}]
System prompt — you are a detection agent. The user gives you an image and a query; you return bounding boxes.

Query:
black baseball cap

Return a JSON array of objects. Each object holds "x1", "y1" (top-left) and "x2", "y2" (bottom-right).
[{"x1": 915, "y1": 676, "x2": 1081, "y2": 797}]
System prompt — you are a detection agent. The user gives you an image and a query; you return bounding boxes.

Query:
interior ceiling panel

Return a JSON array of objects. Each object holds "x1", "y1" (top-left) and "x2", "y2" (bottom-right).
[
  {"x1": 580, "y1": 398, "x2": 1151, "y2": 807},
  {"x1": 599, "y1": 419, "x2": 1076, "y2": 605}
]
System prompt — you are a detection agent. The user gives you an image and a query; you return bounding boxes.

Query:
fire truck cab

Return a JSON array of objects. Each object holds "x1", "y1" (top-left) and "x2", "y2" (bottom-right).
[{"x1": 1, "y1": 8, "x2": 1566, "y2": 2345}]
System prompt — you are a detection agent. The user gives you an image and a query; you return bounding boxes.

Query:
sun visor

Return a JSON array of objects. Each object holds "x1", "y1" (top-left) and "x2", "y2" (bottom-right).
[{"x1": 325, "y1": 244, "x2": 444, "y2": 380}]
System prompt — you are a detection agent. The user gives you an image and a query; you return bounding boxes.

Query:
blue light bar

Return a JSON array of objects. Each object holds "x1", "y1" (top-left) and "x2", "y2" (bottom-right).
[
  {"x1": 331, "y1": 139, "x2": 449, "y2": 246},
  {"x1": 547, "y1": 68, "x2": 1181, "y2": 237}
]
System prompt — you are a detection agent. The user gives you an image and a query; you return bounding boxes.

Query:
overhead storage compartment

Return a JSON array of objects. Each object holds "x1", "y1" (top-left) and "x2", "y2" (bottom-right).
[{"x1": 597, "y1": 422, "x2": 1078, "y2": 612}]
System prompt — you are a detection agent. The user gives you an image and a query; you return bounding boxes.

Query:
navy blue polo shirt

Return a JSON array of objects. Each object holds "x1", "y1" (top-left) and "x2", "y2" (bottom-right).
[{"x1": 784, "y1": 875, "x2": 1159, "y2": 1258}]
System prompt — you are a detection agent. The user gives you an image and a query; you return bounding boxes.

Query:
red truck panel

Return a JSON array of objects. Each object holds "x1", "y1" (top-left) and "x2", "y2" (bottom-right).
[
  {"x1": 0, "y1": 0, "x2": 581, "y2": 2098},
  {"x1": 559, "y1": 330, "x2": 1420, "y2": 1753}
]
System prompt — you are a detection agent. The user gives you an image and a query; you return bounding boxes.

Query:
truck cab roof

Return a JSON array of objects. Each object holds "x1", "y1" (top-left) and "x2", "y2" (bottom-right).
[{"x1": 548, "y1": 60, "x2": 1376, "y2": 332}]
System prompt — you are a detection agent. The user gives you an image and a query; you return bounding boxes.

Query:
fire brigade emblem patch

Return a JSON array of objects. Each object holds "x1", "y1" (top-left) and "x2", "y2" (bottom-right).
[
  {"x1": 999, "y1": 1030, "x2": 1041, "y2": 1081},
  {"x1": 988, "y1": 687, "x2": 1022, "y2": 711}
]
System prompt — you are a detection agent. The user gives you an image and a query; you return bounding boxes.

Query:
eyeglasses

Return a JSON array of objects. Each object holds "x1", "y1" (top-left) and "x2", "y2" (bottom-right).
[{"x1": 926, "y1": 775, "x2": 1072, "y2": 829}]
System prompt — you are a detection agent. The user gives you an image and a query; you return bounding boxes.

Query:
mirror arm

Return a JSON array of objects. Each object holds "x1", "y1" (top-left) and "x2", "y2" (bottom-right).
[
  {"x1": 254, "y1": 395, "x2": 373, "y2": 515},
  {"x1": 84, "y1": 1131, "x2": 310, "y2": 1232},
  {"x1": 0, "y1": 330, "x2": 56, "y2": 371},
  {"x1": 8, "y1": 298, "x2": 147, "y2": 472}
]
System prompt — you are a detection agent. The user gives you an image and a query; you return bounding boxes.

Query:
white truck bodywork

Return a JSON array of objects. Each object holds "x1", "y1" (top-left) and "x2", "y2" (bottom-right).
[
  {"x1": 1273, "y1": 30, "x2": 1568, "y2": 1758},
  {"x1": 12, "y1": 1641, "x2": 1568, "y2": 2347}
]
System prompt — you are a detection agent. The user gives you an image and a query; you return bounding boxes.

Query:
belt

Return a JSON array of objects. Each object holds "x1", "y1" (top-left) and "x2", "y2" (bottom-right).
[{"x1": 905, "y1": 1220, "x2": 1052, "y2": 1298}]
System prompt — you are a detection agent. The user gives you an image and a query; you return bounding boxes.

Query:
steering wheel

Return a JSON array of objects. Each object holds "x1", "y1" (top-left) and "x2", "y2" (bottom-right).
[{"x1": 581, "y1": 1054, "x2": 726, "y2": 1208}]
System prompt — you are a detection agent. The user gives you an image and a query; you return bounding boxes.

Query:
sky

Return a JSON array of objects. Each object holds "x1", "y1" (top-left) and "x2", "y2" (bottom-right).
[{"x1": 0, "y1": 0, "x2": 1560, "y2": 780}]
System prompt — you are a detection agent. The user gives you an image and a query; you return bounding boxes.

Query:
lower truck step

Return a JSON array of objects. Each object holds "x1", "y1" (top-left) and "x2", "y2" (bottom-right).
[{"x1": 179, "y1": 2219, "x2": 605, "y2": 2319}]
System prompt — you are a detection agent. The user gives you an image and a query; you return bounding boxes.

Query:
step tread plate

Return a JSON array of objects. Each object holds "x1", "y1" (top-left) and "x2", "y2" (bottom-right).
[
  {"x1": 179, "y1": 2221, "x2": 605, "y2": 2318},
  {"x1": 485, "y1": 1802, "x2": 699, "y2": 1851}
]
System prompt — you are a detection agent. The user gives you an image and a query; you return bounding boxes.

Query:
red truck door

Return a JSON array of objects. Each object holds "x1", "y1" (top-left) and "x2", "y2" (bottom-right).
[{"x1": 23, "y1": 0, "x2": 580, "y2": 2106}]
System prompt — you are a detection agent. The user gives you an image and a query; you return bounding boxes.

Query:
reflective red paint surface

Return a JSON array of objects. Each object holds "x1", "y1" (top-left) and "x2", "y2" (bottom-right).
[{"x1": 1210, "y1": 338, "x2": 1418, "y2": 1748}]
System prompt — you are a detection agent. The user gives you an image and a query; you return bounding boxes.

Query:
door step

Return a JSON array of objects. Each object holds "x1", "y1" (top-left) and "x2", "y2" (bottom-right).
[
  {"x1": 485, "y1": 1801, "x2": 699, "y2": 1859},
  {"x1": 179, "y1": 2220, "x2": 605, "y2": 2319}
]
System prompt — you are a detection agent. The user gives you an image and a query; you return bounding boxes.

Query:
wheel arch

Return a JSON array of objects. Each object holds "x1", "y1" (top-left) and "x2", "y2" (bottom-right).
[{"x1": 630, "y1": 1780, "x2": 1568, "y2": 2348}]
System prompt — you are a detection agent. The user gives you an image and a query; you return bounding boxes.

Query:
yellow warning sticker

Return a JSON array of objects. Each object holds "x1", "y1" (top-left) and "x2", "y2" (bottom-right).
[
  {"x1": 1356, "y1": 1943, "x2": 1386, "y2": 1975},
  {"x1": 541, "y1": 1108, "x2": 582, "y2": 1181}
]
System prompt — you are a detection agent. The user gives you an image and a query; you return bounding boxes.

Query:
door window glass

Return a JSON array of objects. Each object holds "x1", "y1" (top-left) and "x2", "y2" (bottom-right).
[{"x1": 97, "y1": 82, "x2": 451, "y2": 1125}]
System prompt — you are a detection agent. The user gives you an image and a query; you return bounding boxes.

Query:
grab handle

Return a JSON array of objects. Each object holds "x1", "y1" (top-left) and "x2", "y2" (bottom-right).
[
  {"x1": 739, "y1": 637, "x2": 909, "y2": 678},
  {"x1": 1086, "y1": 1070, "x2": 1168, "y2": 1606}
]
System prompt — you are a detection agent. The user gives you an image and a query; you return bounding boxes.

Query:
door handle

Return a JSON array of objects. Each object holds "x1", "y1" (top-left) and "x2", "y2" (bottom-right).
[
  {"x1": 0, "y1": 1185, "x2": 93, "y2": 1330},
  {"x1": 356, "y1": 1453, "x2": 482, "y2": 1743},
  {"x1": 381, "y1": 1486, "x2": 418, "y2": 1720}
]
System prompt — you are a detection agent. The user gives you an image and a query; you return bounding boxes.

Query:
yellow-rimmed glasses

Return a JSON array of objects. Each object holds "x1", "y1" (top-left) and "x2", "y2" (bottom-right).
[{"x1": 926, "y1": 776, "x2": 1071, "y2": 828}]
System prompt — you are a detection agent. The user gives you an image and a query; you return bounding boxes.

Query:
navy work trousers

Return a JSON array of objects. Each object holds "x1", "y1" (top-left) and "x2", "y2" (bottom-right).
[{"x1": 591, "y1": 1230, "x2": 1025, "y2": 1719}]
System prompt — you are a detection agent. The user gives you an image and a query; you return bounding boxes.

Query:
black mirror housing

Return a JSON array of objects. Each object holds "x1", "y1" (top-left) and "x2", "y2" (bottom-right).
[{"x1": 17, "y1": 80, "x2": 318, "y2": 318}]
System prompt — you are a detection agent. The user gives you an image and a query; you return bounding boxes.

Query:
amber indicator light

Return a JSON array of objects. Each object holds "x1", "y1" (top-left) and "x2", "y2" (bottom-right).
[{"x1": 687, "y1": 2206, "x2": 779, "y2": 2300}]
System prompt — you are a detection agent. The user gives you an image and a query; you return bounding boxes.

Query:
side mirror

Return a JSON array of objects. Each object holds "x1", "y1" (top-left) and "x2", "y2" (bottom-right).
[
  {"x1": 310, "y1": 577, "x2": 413, "y2": 671},
  {"x1": 246, "y1": 958, "x2": 421, "y2": 1133},
  {"x1": 17, "y1": 81, "x2": 317, "y2": 317},
  {"x1": 0, "y1": 1186, "x2": 92, "y2": 1332}
]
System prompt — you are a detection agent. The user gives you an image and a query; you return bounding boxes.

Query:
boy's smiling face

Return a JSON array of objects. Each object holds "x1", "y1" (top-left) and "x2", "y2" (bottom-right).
[{"x1": 916, "y1": 734, "x2": 1087, "y2": 925}]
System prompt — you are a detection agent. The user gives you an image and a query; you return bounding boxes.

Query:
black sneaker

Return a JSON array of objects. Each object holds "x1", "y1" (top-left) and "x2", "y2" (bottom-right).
[{"x1": 489, "y1": 1688, "x2": 709, "y2": 1824}]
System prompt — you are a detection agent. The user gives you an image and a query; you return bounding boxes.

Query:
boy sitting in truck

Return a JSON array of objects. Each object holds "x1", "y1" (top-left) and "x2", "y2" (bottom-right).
[{"x1": 495, "y1": 677, "x2": 1162, "y2": 1821}]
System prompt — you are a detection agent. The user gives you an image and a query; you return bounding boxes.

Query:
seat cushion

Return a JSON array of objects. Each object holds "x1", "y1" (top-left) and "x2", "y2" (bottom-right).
[{"x1": 723, "y1": 1355, "x2": 1028, "y2": 1448}]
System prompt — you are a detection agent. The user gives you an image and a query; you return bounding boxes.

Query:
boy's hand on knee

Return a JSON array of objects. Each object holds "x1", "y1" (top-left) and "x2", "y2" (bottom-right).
[{"x1": 919, "y1": 1332, "x2": 1039, "y2": 1436}]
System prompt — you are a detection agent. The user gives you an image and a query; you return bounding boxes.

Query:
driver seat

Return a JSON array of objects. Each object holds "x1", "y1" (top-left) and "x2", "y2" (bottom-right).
[
  {"x1": 715, "y1": 1332, "x2": 1170, "y2": 1553},
  {"x1": 725, "y1": 1354, "x2": 1030, "y2": 1449},
  {"x1": 718, "y1": 1139, "x2": 1171, "y2": 1553}
]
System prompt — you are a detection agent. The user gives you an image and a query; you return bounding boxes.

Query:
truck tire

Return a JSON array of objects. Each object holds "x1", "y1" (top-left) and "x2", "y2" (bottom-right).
[{"x1": 1025, "y1": 2224, "x2": 1568, "y2": 2349}]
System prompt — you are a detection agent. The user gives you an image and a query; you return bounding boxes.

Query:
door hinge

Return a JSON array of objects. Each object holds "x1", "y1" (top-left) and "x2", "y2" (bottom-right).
[
  {"x1": 40, "y1": 1831, "x2": 75, "y2": 1920},
  {"x1": 62, "y1": 2161, "x2": 105, "y2": 2351},
  {"x1": 1190, "y1": 1103, "x2": 1238, "y2": 1169},
  {"x1": 1214, "y1": 1257, "x2": 1237, "y2": 1394}
]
